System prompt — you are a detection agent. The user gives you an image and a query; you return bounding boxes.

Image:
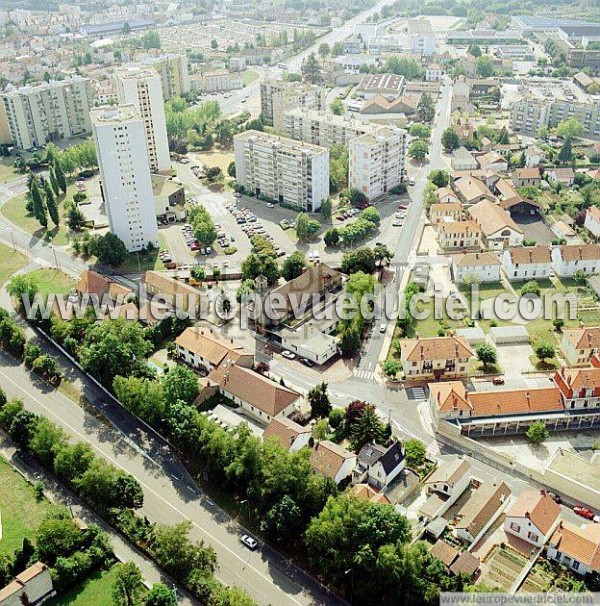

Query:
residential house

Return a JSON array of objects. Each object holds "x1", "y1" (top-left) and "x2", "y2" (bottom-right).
[
  {"x1": 554, "y1": 366, "x2": 600, "y2": 410},
  {"x1": 547, "y1": 520, "x2": 600, "y2": 575},
  {"x1": 0, "y1": 563, "x2": 54, "y2": 606},
  {"x1": 352, "y1": 441, "x2": 405, "y2": 489},
  {"x1": 352, "y1": 483, "x2": 391, "y2": 505},
  {"x1": 437, "y1": 187, "x2": 461, "y2": 204},
  {"x1": 310, "y1": 440, "x2": 357, "y2": 485},
  {"x1": 504, "y1": 490, "x2": 561, "y2": 548},
  {"x1": 438, "y1": 221, "x2": 482, "y2": 250},
  {"x1": 561, "y1": 327, "x2": 600, "y2": 367},
  {"x1": 468, "y1": 199, "x2": 524, "y2": 250},
  {"x1": 549, "y1": 167, "x2": 575, "y2": 186},
  {"x1": 584, "y1": 206, "x2": 600, "y2": 239},
  {"x1": 400, "y1": 336, "x2": 474, "y2": 380},
  {"x1": 502, "y1": 246, "x2": 552, "y2": 281},
  {"x1": 453, "y1": 176, "x2": 496, "y2": 205},
  {"x1": 430, "y1": 202, "x2": 463, "y2": 224},
  {"x1": 454, "y1": 481, "x2": 511, "y2": 544},
  {"x1": 451, "y1": 147, "x2": 478, "y2": 171},
  {"x1": 425, "y1": 456, "x2": 471, "y2": 502},
  {"x1": 430, "y1": 540, "x2": 459, "y2": 569},
  {"x1": 477, "y1": 151, "x2": 508, "y2": 172},
  {"x1": 75, "y1": 269, "x2": 132, "y2": 301},
  {"x1": 175, "y1": 327, "x2": 254, "y2": 374},
  {"x1": 513, "y1": 167, "x2": 541, "y2": 188},
  {"x1": 143, "y1": 270, "x2": 202, "y2": 314},
  {"x1": 525, "y1": 145, "x2": 545, "y2": 168},
  {"x1": 551, "y1": 244, "x2": 600, "y2": 278},
  {"x1": 426, "y1": 64, "x2": 442, "y2": 82},
  {"x1": 450, "y1": 552, "x2": 481, "y2": 577},
  {"x1": 263, "y1": 417, "x2": 312, "y2": 451},
  {"x1": 451, "y1": 251, "x2": 502, "y2": 283}
]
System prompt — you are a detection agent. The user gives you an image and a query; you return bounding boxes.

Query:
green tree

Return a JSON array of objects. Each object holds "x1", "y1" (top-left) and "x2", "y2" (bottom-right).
[
  {"x1": 44, "y1": 179, "x2": 60, "y2": 227},
  {"x1": 162, "y1": 366, "x2": 199, "y2": 406},
  {"x1": 475, "y1": 343, "x2": 498, "y2": 369},
  {"x1": 526, "y1": 421, "x2": 549, "y2": 444},
  {"x1": 29, "y1": 417, "x2": 67, "y2": 467},
  {"x1": 441, "y1": 128, "x2": 460, "y2": 152},
  {"x1": 53, "y1": 442, "x2": 95, "y2": 484},
  {"x1": 301, "y1": 53, "x2": 322, "y2": 84},
  {"x1": 295, "y1": 212, "x2": 320, "y2": 242},
  {"x1": 8, "y1": 274, "x2": 38, "y2": 307},
  {"x1": 260, "y1": 495, "x2": 303, "y2": 542},
  {"x1": 535, "y1": 342, "x2": 556, "y2": 362},
  {"x1": 54, "y1": 160, "x2": 67, "y2": 193},
  {"x1": 361, "y1": 206, "x2": 380, "y2": 225},
  {"x1": 324, "y1": 227, "x2": 340, "y2": 247},
  {"x1": 341, "y1": 247, "x2": 376, "y2": 274},
  {"x1": 475, "y1": 55, "x2": 495, "y2": 77},
  {"x1": 66, "y1": 204, "x2": 85, "y2": 231},
  {"x1": 35, "y1": 513, "x2": 82, "y2": 565},
  {"x1": 350, "y1": 403, "x2": 386, "y2": 451},
  {"x1": 281, "y1": 251, "x2": 307, "y2": 281},
  {"x1": 521, "y1": 280, "x2": 541, "y2": 296},
  {"x1": 467, "y1": 44, "x2": 481, "y2": 57},
  {"x1": 145, "y1": 583, "x2": 177, "y2": 606},
  {"x1": 30, "y1": 177, "x2": 48, "y2": 228},
  {"x1": 113, "y1": 562, "x2": 145, "y2": 606},
  {"x1": 409, "y1": 123, "x2": 431, "y2": 139},
  {"x1": 384, "y1": 56, "x2": 423, "y2": 80},
  {"x1": 373, "y1": 243, "x2": 392, "y2": 268},
  {"x1": 320, "y1": 197, "x2": 332, "y2": 220},
  {"x1": 318, "y1": 42, "x2": 330, "y2": 60},
  {"x1": 49, "y1": 168, "x2": 60, "y2": 196},
  {"x1": 308, "y1": 382, "x2": 332, "y2": 419},
  {"x1": 416, "y1": 93, "x2": 435, "y2": 123},
  {"x1": 404, "y1": 438, "x2": 426, "y2": 468},
  {"x1": 382, "y1": 359, "x2": 402, "y2": 379},
  {"x1": 558, "y1": 137, "x2": 573, "y2": 164},
  {"x1": 428, "y1": 169, "x2": 450, "y2": 188},
  {"x1": 330, "y1": 98, "x2": 344, "y2": 115},
  {"x1": 408, "y1": 139, "x2": 429, "y2": 160},
  {"x1": 556, "y1": 117, "x2": 584, "y2": 139},
  {"x1": 90, "y1": 233, "x2": 128, "y2": 266},
  {"x1": 211, "y1": 39, "x2": 218, "y2": 49}
]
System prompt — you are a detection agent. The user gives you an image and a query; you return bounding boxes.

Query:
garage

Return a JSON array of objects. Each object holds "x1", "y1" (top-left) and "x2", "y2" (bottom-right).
[{"x1": 490, "y1": 325, "x2": 529, "y2": 344}]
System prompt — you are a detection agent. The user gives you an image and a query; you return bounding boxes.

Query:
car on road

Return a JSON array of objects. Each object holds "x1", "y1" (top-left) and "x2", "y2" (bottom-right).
[
  {"x1": 574, "y1": 506, "x2": 598, "y2": 521},
  {"x1": 266, "y1": 203, "x2": 274, "y2": 208},
  {"x1": 398, "y1": 204, "x2": 407, "y2": 210},
  {"x1": 492, "y1": 377, "x2": 505, "y2": 385},
  {"x1": 379, "y1": 324, "x2": 386, "y2": 333},
  {"x1": 408, "y1": 178, "x2": 416, "y2": 186},
  {"x1": 281, "y1": 350, "x2": 296, "y2": 360},
  {"x1": 240, "y1": 535, "x2": 258, "y2": 550},
  {"x1": 300, "y1": 358, "x2": 315, "y2": 368},
  {"x1": 392, "y1": 221, "x2": 403, "y2": 227}
]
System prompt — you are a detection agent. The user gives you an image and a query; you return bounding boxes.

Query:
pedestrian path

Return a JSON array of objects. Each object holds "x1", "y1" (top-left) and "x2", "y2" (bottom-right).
[
  {"x1": 407, "y1": 386, "x2": 427, "y2": 400},
  {"x1": 354, "y1": 369, "x2": 375, "y2": 380}
]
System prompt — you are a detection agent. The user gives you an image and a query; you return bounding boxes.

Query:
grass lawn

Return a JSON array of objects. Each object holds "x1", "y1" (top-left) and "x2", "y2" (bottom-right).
[
  {"x1": 1, "y1": 183, "x2": 80, "y2": 247},
  {"x1": 0, "y1": 159, "x2": 17, "y2": 182},
  {"x1": 48, "y1": 566, "x2": 119, "y2": 606},
  {"x1": 413, "y1": 299, "x2": 468, "y2": 338},
  {"x1": 0, "y1": 243, "x2": 28, "y2": 285},
  {"x1": 27, "y1": 268, "x2": 77, "y2": 296},
  {"x1": 115, "y1": 233, "x2": 166, "y2": 273},
  {"x1": 0, "y1": 456, "x2": 59, "y2": 555},
  {"x1": 193, "y1": 149, "x2": 234, "y2": 173},
  {"x1": 241, "y1": 70, "x2": 259, "y2": 85}
]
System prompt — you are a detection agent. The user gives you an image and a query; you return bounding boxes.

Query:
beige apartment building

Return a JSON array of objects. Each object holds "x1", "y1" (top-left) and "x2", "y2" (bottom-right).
[
  {"x1": 142, "y1": 53, "x2": 190, "y2": 100},
  {"x1": 349, "y1": 125, "x2": 407, "y2": 200},
  {"x1": 1, "y1": 76, "x2": 91, "y2": 150},
  {"x1": 282, "y1": 108, "x2": 373, "y2": 148},
  {"x1": 260, "y1": 80, "x2": 325, "y2": 129},
  {"x1": 234, "y1": 130, "x2": 329, "y2": 212}
]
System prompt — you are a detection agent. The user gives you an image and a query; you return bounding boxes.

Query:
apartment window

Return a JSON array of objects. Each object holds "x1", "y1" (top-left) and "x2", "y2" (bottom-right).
[
  {"x1": 528, "y1": 531, "x2": 539, "y2": 542},
  {"x1": 510, "y1": 523, "x2": 520, "y2": 532}
]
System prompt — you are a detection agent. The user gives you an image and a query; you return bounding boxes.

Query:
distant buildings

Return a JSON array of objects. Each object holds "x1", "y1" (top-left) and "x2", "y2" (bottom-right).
[
  {"x1": 1, "y1": 76, "x2": 92, "y2": 150},
  {"x1": 115, "y1": 65, "x2": 171, "y2": 174},
  {"x1": 260, "y1": 80, "x2": 325, "y2": 129},
  {"x1": 91, "y1": 105, "x2": 158, "y2": 252},
  {"x1": 142, "y1": 53, "x2": 191, "y2": 100},
  {"x1": 405, "y1": 19, "x2": 436, "y2": 56},
  {"x1": 349, "y1": 125, "x2": 407, "y2": 200},
  {"x1": 234, "y1": 130, "x2": 330, "y2": 212},
  {"x1": 200, "y1": 70, "x2": 243, "y2": 93}
]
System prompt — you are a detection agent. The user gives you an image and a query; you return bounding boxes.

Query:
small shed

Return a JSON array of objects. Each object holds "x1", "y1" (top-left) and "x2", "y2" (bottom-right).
[
  {"x1": 424, "y1": 515, "x2": 448, "y2": 540},
  {"x1": 456, "y1": 327, "x2": 486, "y2": 346},
  {"x1": 490, "y1": 325, "x2": 529, "y2": 344}
]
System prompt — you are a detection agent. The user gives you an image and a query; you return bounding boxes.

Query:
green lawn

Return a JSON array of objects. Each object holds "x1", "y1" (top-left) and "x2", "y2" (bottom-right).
[
  {"x1": 241, "y1": 70, "x2": 259, "y2": 85},
  {"x1": 27, "y1": 268, "x2": 77, "y2": 296},
  {"x1": 0, "y1": 159, "x2": 17, "y2": 182},
  {"x1": 115, "y1": 233, "x2": 166, "y2": 273},
  {"x1": 0, "y1": 243, "x2": 28, "y2": 285},
  {"x1": 0, "y1": 456, "x2": 59, "y2": 555},
  {"x1": 1, "y1": 183, "x2": 80, "y2": 247},
  {"x1": 48, "y1": 567, "x2": 119, "y2": 606}
]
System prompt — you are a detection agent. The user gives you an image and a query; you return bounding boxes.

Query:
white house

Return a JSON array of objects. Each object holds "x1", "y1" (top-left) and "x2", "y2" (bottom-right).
[
  {"x1": 263, "y1": 417, "x2": 312, "y2": 452},
  {"x1": 451, "y1": 147, "x2": 478, "y2": 171},
  {"x1": 502, "y1": 246, "x2": 552, "y2": 281},
  {"x1": 477, "y1": 151, "x2": 508, "y2": 172},
  {"x1": 426, "y1": 64, "x2": 442, "y2": 82},
  {"x1": 452, "y1": 251, "x2": 502, "y2": 283},
  {"x1": 551, "y1": 244, "x2": 600, "y2": 278},
  {"x1": 310, "y1": 440, "x2": 357, "y2": 485},
  {"x1": 352, "y1": 441, "x2": 405, "y2": 489},
  {"x1": 561, "y1": 327, "x2": 600, "y2": 367},
  {"x1": 504, "y1": 490, "x2": 561, "y2": 548},
  {"x1": 438, "y1": 221, "x2": 482, "y2": 250},
  {"x1": 584, "y1": 206, "x2": 600, "y2": 239},
  {"x1": 424, "y1": 457, "x2": 471, "y2": 501},
  {"x1": 547, "y1": 521, "x2": 600, "y2": 575}
]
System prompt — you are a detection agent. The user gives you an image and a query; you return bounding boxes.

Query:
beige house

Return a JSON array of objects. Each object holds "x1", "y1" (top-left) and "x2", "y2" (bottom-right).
[
  {"x1": 513, "y1": 167, "x2": 541, "y2": 188},
  {"x1": 263, "y1": 417, "x2": 312, "y2": 452},
  {"x1": 143, "y1": 270, "x2": 202, "y2": 314},
  {"x1": 561, "y1": 327, "x2": 600, "y2": 367},
  {"x1": 438, "y1": 221, "x2": 482, "y2": 250},
  {"x1": 451, "y1": 251, "x2": 502, "y2": 283},
  {"x1": 400, "y1": 336, "x2": 474, "y2": 380},
  {"x1": 467, "y1": 199, "x2": 524, "y2": 250},
  {"x1": 453, "y1": 176, "x2": 496, "y2": 205},
  {"x1": 430, "y1": 202, "x2": 463, "y2": 224},
  {"x1": 584, "y1": 206, "x2": 600, "y2": 239},
  {"x1": 551, "y1": 244, "x2": 600, "y2": 278},
  {"x1": 547, "y1": 521, "x2": 600, "y2": 575},
  {"x1": 310, "y1": 440, "x2": 357, "y2": 484}
]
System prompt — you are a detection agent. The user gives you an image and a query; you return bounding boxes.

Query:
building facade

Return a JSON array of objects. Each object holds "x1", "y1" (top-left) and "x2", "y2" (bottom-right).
[
  {"x1": 91, "y1": 105, "x2": 158, "y2": 252},
  {"x1": 1, "y1": 76, "x2": 91, "y2": 150},
  {"x1": 260, "y1": 80, "x2": 325, "y2": 129},
  {"x1": 234, "y1": 130, "x2": 329, "y2": 212},
  {"x1": 143, "y1": 53, "x2": 191, "y2": 100}
]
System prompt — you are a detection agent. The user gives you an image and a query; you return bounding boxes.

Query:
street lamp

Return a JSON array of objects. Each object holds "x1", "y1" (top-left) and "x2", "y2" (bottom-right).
[
  {"x1": 240, "y1": 499, "x2": 251, "y2": 525},
  {"x1": 344, "y1": 567, "x2": 355, "y2": 605}
]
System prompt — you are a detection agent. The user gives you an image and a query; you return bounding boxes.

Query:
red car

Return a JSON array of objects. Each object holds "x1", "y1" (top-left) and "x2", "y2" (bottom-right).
[
  {"x1": 397, "y1": 204, "x2": 407, "y2": 210},
  {"x1": 574, "y1": 506, "x2": 595, "y2": 520}
]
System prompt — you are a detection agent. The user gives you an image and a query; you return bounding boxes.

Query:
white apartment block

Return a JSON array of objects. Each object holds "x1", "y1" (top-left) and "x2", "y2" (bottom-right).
[
  {"x1": 349, "y1": 126, "x2": 407, "y2": 200},
  {"x1": 1, "y1": 76, "x2": 91, "y2": 150},
  {"x1": 260, "y1": 80, "x2": 325, "y2": 129},
  {"x1": 115, "y1": 65, "x2": 170, "y2": 174},
  {"x1": 91, "y1": 105, "x2": 158, "y2": 252},
  {"x1": 143, "y1": 54, "x2": 191, "y2": 100},
  {"x1": 282, "y1": 108, "x2": 374, "y2": 148},
  {"x1": 201, "y1": 70, "x2": 243, "y2": 93},
  {"x1": 405, "y1": 19, "x2": 437, "y2": 56},
  {"x1": 234, "y1": 130, "x2": 330, "y2": 212}
]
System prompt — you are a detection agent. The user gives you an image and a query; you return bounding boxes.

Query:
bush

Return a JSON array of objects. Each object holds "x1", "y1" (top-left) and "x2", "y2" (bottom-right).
[{"x1": 223, "y1": 246, "x2": 237, "y2": 255}]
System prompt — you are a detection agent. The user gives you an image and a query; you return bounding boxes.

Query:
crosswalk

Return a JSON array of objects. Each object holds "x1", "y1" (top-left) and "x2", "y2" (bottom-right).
[
  {"x1": 354, "y1": 369, "x2": 375, "y2": 380},
  {"x1": 407, "y1": 386, "x2": 427, "y2": 400}
]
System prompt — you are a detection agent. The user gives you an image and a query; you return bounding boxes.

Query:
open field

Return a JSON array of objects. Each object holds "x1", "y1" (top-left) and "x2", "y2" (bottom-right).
[
  {"x1": 242, "y1": 70, "x2": 260, "y2": 85},
  {"x1": 27, "y1": 268, "x2": 77, "y2": 296},
  {"x1": 48, "y1": 566, "x2": 118, "y2": 606},
  {"x1": 115, "y1": 233, "x2": 167, "y2": 273},
  {"x1": 193, "y1": 150, "x2": 234, "y2": 174},
  {"x1": 0, "y1": 456, "x2": 58, "y2": 555},
  {"x1": 0, "y1": 243, "x2": 28, "y2": 285}
]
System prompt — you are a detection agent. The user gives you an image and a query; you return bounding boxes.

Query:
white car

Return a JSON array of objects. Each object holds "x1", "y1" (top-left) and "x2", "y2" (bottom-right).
[
  {"x1": 379, "y1": 324, "x2": 386, "y2": 333},
  {"x1": 266, "y1": 203, "x2": 274, "y2": 208},
  {"x1": 281, "y1": 350, "x2": 296, "y2": 360},
  {"x1": 240, "y1": 535, "x2": 258, "y2": 550}
]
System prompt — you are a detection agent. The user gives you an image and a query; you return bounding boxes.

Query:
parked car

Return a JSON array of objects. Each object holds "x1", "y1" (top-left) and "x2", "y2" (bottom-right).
[
  {"x1": 281, "y1": 350, "x2": 296, "y2": 360},
  {"x1": 379, "y1": 324, "x2": 386, "y2": 333},
  {"x1": 492, "y1": 377, "x2": 505, "y2": 385},
  {"x1": 408, "y1": 178, "x2": 416, "y2": 186},
  {"x1": 574, "y1": 506, "x2": 596, "y2": 520},
  {"x1": 266, "y1": 203, "x2": 274, "y2": 208},
  {"x1": 240, "y1": 535, "x2": 258, "y2": 551},
  {"x1": 300, "y1": 358, "x2": 315, "y2": 367}
]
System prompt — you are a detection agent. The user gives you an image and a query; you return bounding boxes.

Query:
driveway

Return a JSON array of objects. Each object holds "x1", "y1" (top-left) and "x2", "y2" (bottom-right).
[
  {"x1": 513, "y1": 214, "x2": 555, "y2": 245},
  {"x1": 495, "y1": 343, "x2": 535, "y2": 375}
]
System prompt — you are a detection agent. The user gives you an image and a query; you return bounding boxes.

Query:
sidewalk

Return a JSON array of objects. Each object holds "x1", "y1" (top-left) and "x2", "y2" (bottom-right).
[{"x1": 0, "y1": 434, "x2": 199, "y2": 606}]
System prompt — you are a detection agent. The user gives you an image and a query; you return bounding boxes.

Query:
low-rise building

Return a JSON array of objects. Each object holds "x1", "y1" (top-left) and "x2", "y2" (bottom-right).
[
  {"x1": 0, "y1": 563, "x2": 54, "y2": 606},
  {"x1": 584, "y1": 206, "x2": 600, "y2": 239},
  {"x1": 467, "y1": 199, "x2": 524, "y2": 250},
  {"x1": 142, "y1": 271, "x2": 202, "y2": 315},
  {"x1": 547, "y1": 520, "x2": 600, "y2": 574},
  {"x1": 200, "y1": 70, "x2": 243, "y2": 92},
  {"x1": 513, "y1": 167, "x2": 541, "y2": 188},
  {"x1": 454, "y1": 481, "x2": 511, "y2": 544},
  {"x1": 551, "y1": 244, "x2": 600, "y2": 278},
  {"x1": 310, "y1": 440, "x2": 357, "y2": 485},
  {"x1": 549, "y1": 167, "x2": 575, "y2": 186},
  {"x1": 352, "y1": 441, "x2": 405, "y2": 489},
  {"x1": 357, "y1": 73, "x2": 405, "y2": 100},
  {"x1": 438, "y1": 221, "x2": 482, "y2": 250},
  {"x1": 430, "y1": 202, "x2": 463, "y2": 224},
  {"x1": 451, "y1": 251, "x2": 502, "y2": 284},
  {"x1": 400, "y1": 336, "x2": 474, "y2": 381},
  {"x1": 561, "y1": 327, "x2": 600, "y2": 367},
  {"x1": 263, "y1": 417, "x2": 312, "y2": 451},
  {"x1": 477, "y1": 151, "x2": 508, "y2": 172},
  {"x1": 502, "y1": 246, "x2": 552, "y2": 281},
  {"x1": 424, "y1": 456, "x2": 471, "y2": 501},
  {"x1": 554, "y1": 366, "x2": 600, "y2": 409},
  {"x1": 453, "y1": 176, "x2": 496, "y2": 205},
  {"x1": 504, "y1": 490, "x2": 561, "y2": 548},
  {"x1": 451, "y1": 147, "x2": 479, "y2": 171},
  {"x1": 426, "y1": 64, "x2": 442, "y2": 82}
]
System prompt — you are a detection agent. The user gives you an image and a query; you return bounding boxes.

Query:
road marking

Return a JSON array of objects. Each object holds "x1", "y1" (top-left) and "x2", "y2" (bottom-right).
[
  {"x1": 354, "y1": 369, "x2": 374, "y2": 380},
  {"x1": 0, "y1": 366, "x2": 305, "y2": 606}
]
